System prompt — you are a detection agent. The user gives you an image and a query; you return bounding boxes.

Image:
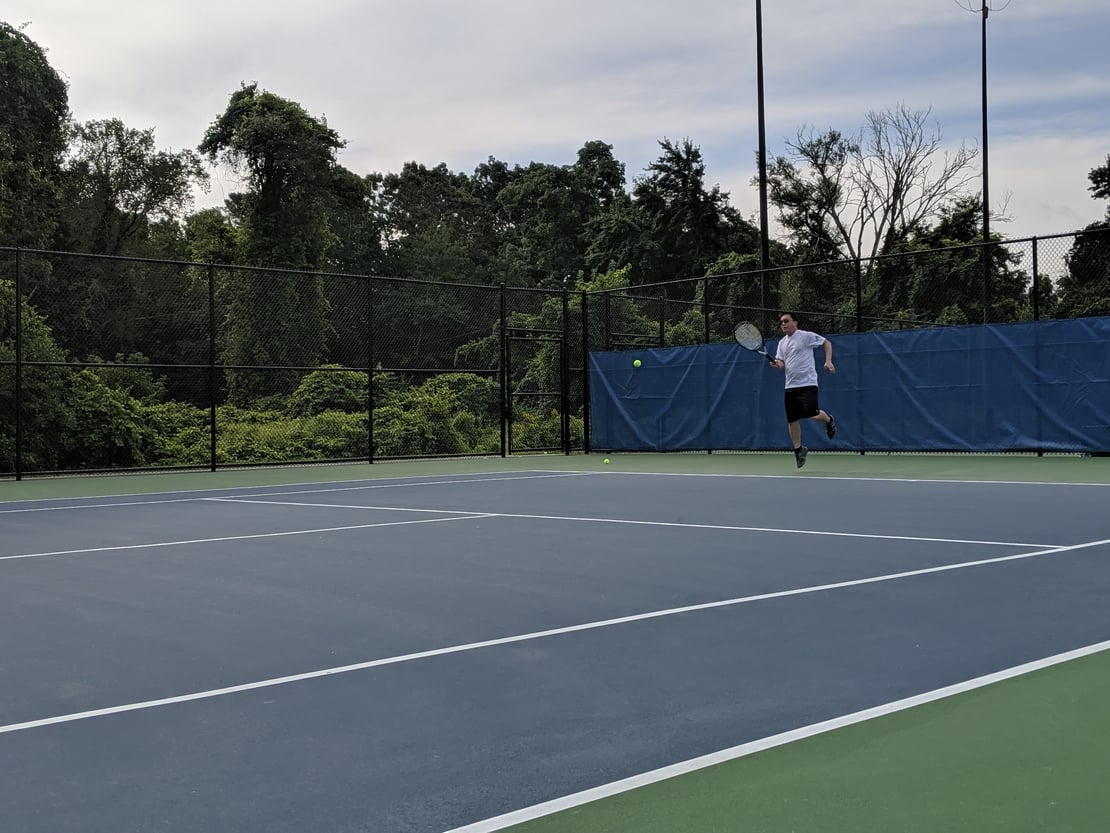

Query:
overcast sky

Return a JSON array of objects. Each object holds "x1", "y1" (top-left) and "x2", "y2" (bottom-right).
[{"x1": 7, "y1": 0, "x2": 1109, "y2": 241}]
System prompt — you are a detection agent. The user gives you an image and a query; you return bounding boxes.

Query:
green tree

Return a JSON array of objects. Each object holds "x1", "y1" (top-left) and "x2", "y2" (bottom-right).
[
  {"x1": 1088, "y1": 154, "x2": 1110, "y2": 203},
  {"x1": 373, "y1": 161, "x2": 493, "y2": 283},
  {"x1": 898, "y1": 197, "x2": 1026, "y2": 325},
  {"x1": 1057, "y1": 226, "x2": 1110, "y2": 318},
  {"x1": 700, "y1": 252, "x2": 774, "y2": 339},
  {"x1": 200, "y1": 83, "x2": 343, "y2": 269},
  {"x1": 25, "y1": 119, "x2": 212, "y2": 360},
  {"x1": 1049, "y1": 157, "x2": 1110, "y2": 319},
  {"x1": 0, "y1": 21, "x2": 68, "y2": 249},
  {"x1": 0, "y1": 279, "x2": 74, "y2": 472},
  {"x1": 184, "y1": 207, "x2": 242, "y2": 264},
  {"x1": 58, "y1": 118, "x2": 208, "y2": 256},
  {"x1": 322, "y1": 166, "x2": 384, "y2": 276},
  {"x1": 583, "y1": 194, "x2": 647, "y2": 278},
  {"x1": 368, "y1": 161, "x2": 511, "y2": 369},
  {"x1": 199, "y1": 84, "x2": 344, "y2": 403},
  {"x1": 315, "y1": 168, "x2": 381, "y2": 370},
  {"x1": 496, "y1": 141, "x2": 627, "y2": 288},
  {"x1": 631, "y1": 138, "x2": 745, "y2": 289},
  {"x1": 583, "y1": 139, "x2": 761, "y2": 300}
]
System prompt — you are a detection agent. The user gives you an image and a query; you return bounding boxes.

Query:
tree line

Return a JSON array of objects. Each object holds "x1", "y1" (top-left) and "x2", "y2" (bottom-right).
[
  {"x1": 2, "y1": 19, "x2": 1109, "y2": 471},
  {"x1": 5, "y1": 21, "x2": 1108, "y2": 304}
]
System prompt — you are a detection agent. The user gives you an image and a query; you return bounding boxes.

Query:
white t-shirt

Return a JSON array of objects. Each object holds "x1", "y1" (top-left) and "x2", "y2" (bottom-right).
[{"x1": 775, "y1": 330, "x2": 826, "y2": 389}]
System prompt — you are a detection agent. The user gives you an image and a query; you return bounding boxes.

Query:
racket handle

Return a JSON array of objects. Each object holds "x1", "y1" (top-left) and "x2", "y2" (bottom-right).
[{"x1": 765, "y1": 353, "x2": 776, "y2": 364}]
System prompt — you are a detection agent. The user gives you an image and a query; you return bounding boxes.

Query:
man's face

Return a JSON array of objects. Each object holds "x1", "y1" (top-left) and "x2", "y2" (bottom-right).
[{"x1": 779, "y1": 315, "x2": 798, "y2": 336}]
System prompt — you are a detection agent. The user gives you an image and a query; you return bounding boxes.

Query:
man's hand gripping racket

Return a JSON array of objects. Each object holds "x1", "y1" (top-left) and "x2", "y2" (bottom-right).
[{"x1": 733, "y1": 321, "x2": 776, "y2": 364}]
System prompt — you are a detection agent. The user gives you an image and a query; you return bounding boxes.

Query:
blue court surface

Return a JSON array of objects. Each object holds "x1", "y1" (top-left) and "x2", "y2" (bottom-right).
[{"x1": 2, "y1": 462, "x2": 1109, "y2": 832}]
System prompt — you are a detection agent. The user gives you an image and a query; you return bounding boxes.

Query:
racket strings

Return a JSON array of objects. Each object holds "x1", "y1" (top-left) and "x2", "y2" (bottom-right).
[{"x1": 733, "y1": 322, "x2": 763, "y2": 351}]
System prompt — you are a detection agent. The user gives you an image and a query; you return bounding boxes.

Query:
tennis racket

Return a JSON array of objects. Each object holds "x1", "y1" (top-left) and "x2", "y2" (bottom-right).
[{"x1": 733, "y1": 321, "x2": 776, "y2": 363}]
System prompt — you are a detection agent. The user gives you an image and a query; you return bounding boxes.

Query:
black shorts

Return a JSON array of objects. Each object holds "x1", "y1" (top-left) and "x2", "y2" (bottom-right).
[{"x1": 784, "y1": 386, "x2": 820, "y2": 423}]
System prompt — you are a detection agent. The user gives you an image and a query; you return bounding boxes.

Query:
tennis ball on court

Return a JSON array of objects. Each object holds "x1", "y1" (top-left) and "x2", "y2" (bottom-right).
[
  {"x1": 633, "y1": 359, "x2": 641, "y2": 367},
  {"x1": 604, "y1": 458, "x2": 610, "y2": 464}
]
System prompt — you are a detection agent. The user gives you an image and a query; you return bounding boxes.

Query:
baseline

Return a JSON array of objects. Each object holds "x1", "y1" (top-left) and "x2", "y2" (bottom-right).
[{"x1": 0, "y1": 472, "x2": 595, "y2": 513}]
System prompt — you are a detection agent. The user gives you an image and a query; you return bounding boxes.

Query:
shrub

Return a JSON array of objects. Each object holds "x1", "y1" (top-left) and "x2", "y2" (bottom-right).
[
  {"x1": 58, "y1": 370, "x2": 158, "y2": 469},
  {"x1": 287, "y1": 365, "x2": 370, "y2": 417},
  {"x1": 373, "y1": 391, "x2": 465, "y2": 457},
  {"x1": 87, "y1": 353, "x2": 167, "y2": 403},
  {"x1": 217, "y1": 411, "x2": 369, "y2": 464},
  {"x1": 143, "y1": 400, "x2": 211, "y2": 466},
  {"x1": 420, "y1": 373, "x2": 499, "y2": 420}
]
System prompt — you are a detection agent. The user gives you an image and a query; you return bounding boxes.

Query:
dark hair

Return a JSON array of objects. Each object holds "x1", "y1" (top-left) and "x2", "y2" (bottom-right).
[{"x1": 778, "y1": 311, "x2": 798, "y2": 322}]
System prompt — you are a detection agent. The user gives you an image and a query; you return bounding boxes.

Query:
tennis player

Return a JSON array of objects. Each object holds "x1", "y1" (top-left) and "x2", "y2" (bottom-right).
[{"x1": 771, "y1": 311, "x2": 836, "y2": 468}]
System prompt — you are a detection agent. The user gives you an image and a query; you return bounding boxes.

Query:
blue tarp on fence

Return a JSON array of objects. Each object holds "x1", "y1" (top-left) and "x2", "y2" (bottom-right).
[{"x1": 588, "y1": 317, "x2": 1110, "y2": 453}]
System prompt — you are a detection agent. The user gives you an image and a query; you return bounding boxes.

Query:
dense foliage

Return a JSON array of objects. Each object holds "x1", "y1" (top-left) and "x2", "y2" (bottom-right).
[{"x1": 1, "y1": 21, "x2": 1107, "y2": 473}]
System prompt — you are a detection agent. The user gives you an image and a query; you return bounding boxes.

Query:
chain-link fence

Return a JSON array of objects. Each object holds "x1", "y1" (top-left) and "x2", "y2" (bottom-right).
[
  {"x1": 3, "y1": 227, "x2": 1108, "y2": 476},
  {"x1": 0, "y1": 250, "x2": 585, "y2": 476},
  {"x1": 588, "y1": 229, "x2": 1110, "y2": 341}
]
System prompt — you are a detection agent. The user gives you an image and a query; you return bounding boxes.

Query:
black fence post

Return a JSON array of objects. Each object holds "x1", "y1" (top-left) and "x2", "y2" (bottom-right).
[
  {"x1": 702, "y1": 276, "x2": 710, "y2": 343},
  {"x1": 603, "y1": 292, "x2": 612, "y2": 350},
  {"x1": 561, "y1": 285, "x2": 570, "y2": 455},
  {"x1": 14, "y1": 249, "x2": 23, "y2": 480},
  {"x1": 982, "y1": 242, "x2": 991, "y2": 324},
  {"x1": 581, "y1": 289, "x2": 591, "y2": 455},
  {"x1": 499, "y1": 283, "x2": 508, "y2": 458},
  {"x1": 367, "y1": 276, "x2": 375, "y2": 464},
  {"x1": 207, "y1": 264, "x2": 217, "y2": 472},
  {"x1": 1031, "y1": 237, "x2": 1040, "y2": 322},
  {"x1": 1031, "y1": 237, "x2": 1043, "y2": 457},
  {"x1": 855, "y1": 258, "x2": 863, "y2": 333},
  {"x1": 658, "y1": 288, "x2": 665, "y2": 347}
]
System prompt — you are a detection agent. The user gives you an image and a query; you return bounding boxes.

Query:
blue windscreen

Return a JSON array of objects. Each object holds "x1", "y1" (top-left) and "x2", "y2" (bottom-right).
[{"x1": 588, "y1": 317, "x2": 1110, "y2": 453}]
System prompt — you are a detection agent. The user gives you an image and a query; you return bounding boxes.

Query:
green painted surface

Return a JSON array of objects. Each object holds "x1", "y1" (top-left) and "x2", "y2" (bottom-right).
[
  {"x1": 2, "y1": 452, "x2": 1109, "y2": 501},
  {"x1": 508, "y1": 648, "x2": 1110, "y2": 833}
]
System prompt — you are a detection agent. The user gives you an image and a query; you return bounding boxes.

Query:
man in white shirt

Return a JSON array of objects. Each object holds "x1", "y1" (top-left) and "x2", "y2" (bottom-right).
[{"x1": 771, "y1": 311, "x2": 837, "y2": 468}]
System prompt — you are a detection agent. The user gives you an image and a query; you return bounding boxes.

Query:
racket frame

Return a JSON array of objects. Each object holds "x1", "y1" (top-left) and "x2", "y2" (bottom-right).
[{"x1": 733, "y1": 321, "x2": 776, "y2": 364}]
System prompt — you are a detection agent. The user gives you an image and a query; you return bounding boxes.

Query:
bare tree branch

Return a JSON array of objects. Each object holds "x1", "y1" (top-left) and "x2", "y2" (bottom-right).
[{"x1": 763, "y1": 104, "x2": 979, "y2": 262}]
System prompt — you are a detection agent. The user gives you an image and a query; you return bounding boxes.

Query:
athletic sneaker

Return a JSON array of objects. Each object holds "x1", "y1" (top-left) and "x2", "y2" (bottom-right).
[
  {"x1": 826, "y1": 414, "x2": 837, "y2": 439},
  {"x1": 795, "y1": 446, "x2": 808, "y2": 468}
]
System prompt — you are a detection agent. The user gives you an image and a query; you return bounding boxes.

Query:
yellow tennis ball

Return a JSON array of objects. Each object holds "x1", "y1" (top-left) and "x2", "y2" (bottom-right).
[
  {"x1": 633, "y1": 359, "x2": 641, "y2": 367},
  {"x1": 604, "y1": 458, "x2": 610, "y2": 464}
]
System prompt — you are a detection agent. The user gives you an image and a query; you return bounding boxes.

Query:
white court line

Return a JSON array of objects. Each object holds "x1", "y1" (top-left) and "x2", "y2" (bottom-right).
[
  {"x1": 2, "y1": 536, "x2": 1107, "y2": 735},
  {"x1": 442, "y1": 637, "x2": 1110, "y2": 833},
  {"x1": 0, "y1": 514, "x2": 494, "y2": 563},
  {"x1": 205, "y1": 498, "x2": 486, "y2": 516},
  {"x1": 6, "y1": 467, "x2": 1107, "y2": 513},
  {"x1": 566, "y1": 469, "x2": 1110, "y2": 488},
  {"x1": 0, "y1": 472, "x2": 594, "y2": 513},
  {"x1": 206, "y1": 498, "x2": 1058, "y2": 549}
]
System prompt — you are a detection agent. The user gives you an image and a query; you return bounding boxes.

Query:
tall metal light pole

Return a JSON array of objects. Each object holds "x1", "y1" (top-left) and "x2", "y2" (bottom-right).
[
  {"x1": 979, "y1": 2, "x2": 990, "y2": 259},
  {"x1": 979, "y1": 2, "x2": 991, "y2": 323},
  {"x1": 755, "y1": 0, "x2": 770, "y2": 322},
  {"x1": 958, "y1": 0, "x2": 1008, "y2": 321}
]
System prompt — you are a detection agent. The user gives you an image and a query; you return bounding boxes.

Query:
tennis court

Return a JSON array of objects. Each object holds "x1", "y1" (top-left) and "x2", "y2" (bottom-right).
[{"x1": 2, "y1": 453, "x2": 1108, "y2": 832}]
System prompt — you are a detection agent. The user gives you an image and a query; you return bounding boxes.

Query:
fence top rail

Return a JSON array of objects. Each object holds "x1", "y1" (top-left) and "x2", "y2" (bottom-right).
[
  {"x1": 581, "y1": 226, "x2": 1110, "y2": 298},
  {"x1": 6, "y1": 225, "x2": 1104, "y2": 295},
  {"x1": 0, "y1": 246, "x2": 568, "y2": 295}
]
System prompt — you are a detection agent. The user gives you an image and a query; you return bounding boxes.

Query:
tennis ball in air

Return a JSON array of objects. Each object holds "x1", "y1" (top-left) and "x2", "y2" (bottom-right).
[
  {"x1": 633, "y1": 359, "x2": 641, "y2": 367},
  {"x1": 604, "y1": 458, "x2": 610, "y2": 464}
]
